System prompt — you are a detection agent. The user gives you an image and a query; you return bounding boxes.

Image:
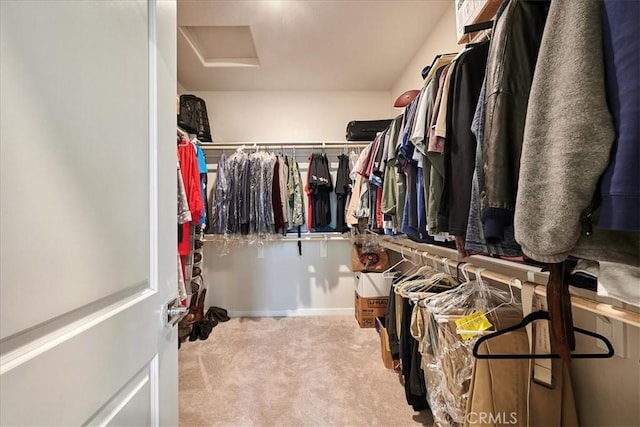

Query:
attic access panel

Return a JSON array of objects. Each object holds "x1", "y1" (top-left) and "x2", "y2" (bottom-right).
[{"x1": 179, "y1": 25, "x2": 259, "y2": 67}]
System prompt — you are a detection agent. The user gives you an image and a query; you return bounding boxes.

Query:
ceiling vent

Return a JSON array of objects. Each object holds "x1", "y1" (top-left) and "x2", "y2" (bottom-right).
[{"x1": 179, "y1": 25, "x2": 259, "y2": 68}]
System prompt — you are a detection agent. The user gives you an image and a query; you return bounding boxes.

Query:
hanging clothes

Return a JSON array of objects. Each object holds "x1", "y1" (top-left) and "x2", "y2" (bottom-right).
[
  {"x1": 178, "y1": 141, "x2": 204, "y2": 256},
  {"x1": 211, "y1": 149, "x2": 309, "y2": 238},
  {"x1": 287, "y1": 156, "x2": 305, "y2": 229},
  {"x1": 513, "y1": 0, "x2": 637, "y2": 266},
  {"x1": 178, "y1": 142, "x2": 204, "y2": 224},
  {"x1": 194, "y1": 144, "x2": 209, "y2": 231},
  {"x1": 381, "y1": 116, "x2": 405, "y2": 233},
  {"x1": 441, "y1": 42, "x2": 490, "y2": 258},
  {"x1": 305, "y1": 154, "x2": 315, "y2": 229},
  {"x1": 225, "y1": 149, "x2": 249, "y2": 234},
  {"x1": 400, "y1": 298, "x2": 429, "y2": 411},
  {"x1": 178, "y1": 163, "x2": 192, "y2": 225},
  {"x1": 347, "y1": 144, "x2": 373, "y2": 226},
  {"x1": 177, "y1": 160, "x2": 191, "y2": 305},
  {"x1": 426, "y1": 64, "x2": 453, "y2": 236},
  {"x1": 249, "y1": 151, "x2": 276, "y2": 235},
  {"x1": 480, "y1": 0, "x2": 550, "y2": 244},
  {"x1": 211, "y1": 153, "x2": 229, "y2": 235},
  {"x1": 598, "y1": 0, "x2": 640, "y2": 233},
  {"x1": 241, "y1": 154, "x2": 252, "y2": 235},
  {"x1": 465, "y1": 79, "x2": 522, "y2": 257},
  {"x1": 306, "y1": 153, "x2": 333, "y2": 230},
  {"x1": 334, "y1": 153, "x2": 351, "y2": 233},
  {"x1": 272, "y1": 159, "x2": 285, "y2": 234},
  {"x1": 399, "y1": 156, "x2": 419, "y2": 237},
  {"x1": 278, "y1": 155, "x2": 290, "y2": 231}
]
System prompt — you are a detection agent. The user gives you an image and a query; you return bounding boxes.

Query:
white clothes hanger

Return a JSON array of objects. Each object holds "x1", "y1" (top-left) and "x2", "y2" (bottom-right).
[
  {"x1": 394, "y1": 263, "x2": 435, "y2": 289},
  {"x1": 177, "y1": 126, "x2": 190, "y2": 141},
  {"x1": 397, "y1": 272, "x2": 453, "y2": 299},
  {"x1": 382, "y1": 246, "x2": 417, "y2": 278}
]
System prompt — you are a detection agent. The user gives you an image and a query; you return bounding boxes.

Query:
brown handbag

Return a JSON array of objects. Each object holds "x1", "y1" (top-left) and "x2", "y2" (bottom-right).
[{"x1": 351, "y1": 243, "x2": 390, "y2": 272}]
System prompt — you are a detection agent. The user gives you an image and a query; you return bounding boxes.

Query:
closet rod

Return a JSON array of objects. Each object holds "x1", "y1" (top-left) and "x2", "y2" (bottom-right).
[
  {"x1": 202, "y1": 233, "x2": 349, "y2": 243},
  {"x1": 200, "y1": 144, "x2": 369, "y2": 151},
  {"x1": 199, "y1": 141, "x2": 369, "y2": 150},
  {"x1": 379, "y1": 238, "x2": 640, "y2": 329}
]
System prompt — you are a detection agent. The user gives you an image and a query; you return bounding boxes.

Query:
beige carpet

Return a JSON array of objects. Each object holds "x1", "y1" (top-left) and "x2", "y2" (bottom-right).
[{"x1": 179, "y1": 316, "x2": 433, "y2": 427}]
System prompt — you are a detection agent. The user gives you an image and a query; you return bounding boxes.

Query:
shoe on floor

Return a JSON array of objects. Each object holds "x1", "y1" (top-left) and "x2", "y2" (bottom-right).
[
  {"x1": 198, "y1": 319, "x2": 216, "y2": 340},
  {"x1": 206, "y1": 307, "x2": 230, "y2": 322}
]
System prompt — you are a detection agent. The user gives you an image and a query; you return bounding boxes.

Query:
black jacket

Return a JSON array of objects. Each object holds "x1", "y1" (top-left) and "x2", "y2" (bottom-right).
[{"x1": 480, "y1": 0, "x2": 550, "y2": 243}]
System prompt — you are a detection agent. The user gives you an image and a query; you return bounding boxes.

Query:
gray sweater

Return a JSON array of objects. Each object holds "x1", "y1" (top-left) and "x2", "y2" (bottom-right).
[{"x1": 514, "y1": 0, "x2": 638, "y2": 266}]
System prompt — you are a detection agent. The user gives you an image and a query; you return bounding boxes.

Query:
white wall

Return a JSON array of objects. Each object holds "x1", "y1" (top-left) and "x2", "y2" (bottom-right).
[
  {"x1": 202, "y1": 241, "x2": 355, "y2": 317},
  {"x1": 190, "y1": 4, "x2": 456, "y2": 317},
  {"x1": 177, "y1": 80, "x2": 186, "y2": 94},
  {"x1": 194, "y1": 90, "x2": 391, "y2": 316},
  {"x1": 569, "y1": 296, "x2": 640, "y2": 426},
  {"x1": 191, "y1": 90, "x2": 392, "y2": 143},
  {"x1": 390, "y1": 4, "x2": 460, "y2": 113}
]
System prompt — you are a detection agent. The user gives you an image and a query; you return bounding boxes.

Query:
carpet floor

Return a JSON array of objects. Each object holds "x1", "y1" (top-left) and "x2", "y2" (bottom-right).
[{"x1": 179, "y1": 316, "x2": 433, "y2": 427}]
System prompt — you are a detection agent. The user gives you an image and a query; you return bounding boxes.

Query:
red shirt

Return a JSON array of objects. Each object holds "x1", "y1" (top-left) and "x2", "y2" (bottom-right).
[
  {"x1": 178, "y1": 142, "x2": 203, "y2": 256},
  {"x1": 178, "y1": 142, "x2": 203, "y2": 223}
]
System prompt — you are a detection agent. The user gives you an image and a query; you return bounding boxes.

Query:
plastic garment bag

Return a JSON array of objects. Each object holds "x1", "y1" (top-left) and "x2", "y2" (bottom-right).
[{"x1": 413, "y1": 272, "x2": 522, "y2": 427}]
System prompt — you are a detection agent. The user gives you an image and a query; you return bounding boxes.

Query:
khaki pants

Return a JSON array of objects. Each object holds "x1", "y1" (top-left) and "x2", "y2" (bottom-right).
[{"x1": 466, "y1": 330, "x2": 578, "y2": 427}]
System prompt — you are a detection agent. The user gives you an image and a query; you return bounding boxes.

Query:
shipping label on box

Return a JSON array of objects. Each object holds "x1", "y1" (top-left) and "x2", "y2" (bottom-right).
[{"x1": 355, "y1": 292, "x2": 388, "y2": 328}]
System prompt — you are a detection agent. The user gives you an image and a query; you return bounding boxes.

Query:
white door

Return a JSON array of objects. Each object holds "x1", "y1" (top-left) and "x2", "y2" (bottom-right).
[{"x1": 0, "y1": 1, "x2": 178, "y2": 425}]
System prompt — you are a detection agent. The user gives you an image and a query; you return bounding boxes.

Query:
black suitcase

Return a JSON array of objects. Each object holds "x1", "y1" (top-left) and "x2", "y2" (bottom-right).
[
  {"x1": 178, "y1": 95, "x2": 213, "y2": 142},
  {"x1": 345, "y1": 119, "x2": 392, "y2": 141}
]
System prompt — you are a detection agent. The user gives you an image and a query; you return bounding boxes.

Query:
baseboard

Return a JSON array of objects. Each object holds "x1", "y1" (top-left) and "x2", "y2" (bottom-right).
[{"x1": 227, "y1": 308, "x2": 355, "y2": 318}]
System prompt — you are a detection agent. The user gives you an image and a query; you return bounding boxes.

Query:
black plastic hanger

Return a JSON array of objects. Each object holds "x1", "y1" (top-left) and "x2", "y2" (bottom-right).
[
  {"x1": 464, "y1": 21, "x2": 493, "y2": 34},
  {"x1": 472, "y1": 310, "x2": 614, "y2": 360}
]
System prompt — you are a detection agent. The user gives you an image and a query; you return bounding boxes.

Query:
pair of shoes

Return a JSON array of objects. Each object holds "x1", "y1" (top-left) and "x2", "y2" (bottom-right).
[
  {"x1": 181, "y1": 293, "x2": 199, "y2": 325},
  {"x1": 204, "y1": 309, "x2": 221, "y2": 325},
  {"x1": 194, "y1": 240, "x2": 204, "y2": 250},
  {"x1": 188, "y1": 322, "x2": 200, "y2": 341},
  {"x1": 206, "y1": 306, "x2": 230, "y2": 322},
  {"x1": 193, "y1": 253, "x2": 202, "y2": 263},
  {"x1": 178, "y1": 323, "x2": 192, "y2": 347},
  {"x1": 192, "y1": 266, "x2": 202, "y2": 277},
  {"x1": 191, "y1": 275, "x2": 202, "y2": 293},
  {"x1": 194, "y1": 288, "x2": 206, "y2": 322},
  {"x1": 198, "y1": 319, "x2": 216, "y2": 340}
]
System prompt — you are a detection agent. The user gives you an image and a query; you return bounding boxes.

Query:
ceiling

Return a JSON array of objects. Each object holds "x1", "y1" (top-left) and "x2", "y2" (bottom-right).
[{"x1": 177, "y1": 0, "x2": 452, "y2": 91}]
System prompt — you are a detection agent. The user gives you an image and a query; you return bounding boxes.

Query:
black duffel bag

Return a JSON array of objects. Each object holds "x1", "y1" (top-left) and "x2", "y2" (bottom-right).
[
  {"x1": 178, "y1": 94, "x2": 213, "y2": 142},
  {"x1": 345, "y1": 119, "x2": 392, "y2": 141}
]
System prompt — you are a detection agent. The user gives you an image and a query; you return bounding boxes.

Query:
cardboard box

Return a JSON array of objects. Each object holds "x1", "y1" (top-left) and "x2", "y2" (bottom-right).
[
  {"x1": 354, "y1": 272, "x2": 394, "y2": 297},
  {"x1": 355, "y1": 291, "x2": 388, "y2": 328}
]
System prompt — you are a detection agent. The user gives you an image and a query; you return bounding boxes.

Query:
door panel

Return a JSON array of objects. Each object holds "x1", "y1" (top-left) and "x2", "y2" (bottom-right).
[
  {"x1": 0, "y1": 0, "x2": 151, "y2": 339},
  {"x1": 0, "y1": 0, "x2": 177, "y2": 425},
  {"x1": 1, "y1": 295, "x2": 157, "y2": 425},
  {"x1": 88, "y1": 359, "x2": 154, "y2": 427}
]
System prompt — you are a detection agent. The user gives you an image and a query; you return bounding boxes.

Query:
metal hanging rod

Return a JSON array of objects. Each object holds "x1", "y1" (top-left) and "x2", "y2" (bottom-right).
[
  {"x1": 202, "y1": 233, "x2": 349, "y2": 243},
  {"x1": 379, "y1": 237, "x2": 640, "y2": 329},
  {"x1": 198, "y1": 141, "x2": 370, "y2": 151}
]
